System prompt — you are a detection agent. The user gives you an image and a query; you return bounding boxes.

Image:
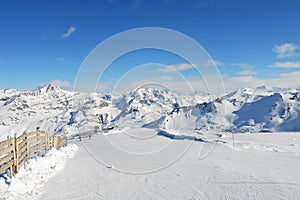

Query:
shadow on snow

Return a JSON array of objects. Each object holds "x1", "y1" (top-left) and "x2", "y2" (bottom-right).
[{"x1": 157, "y1": 130, "x2": 207, "y2": 142}]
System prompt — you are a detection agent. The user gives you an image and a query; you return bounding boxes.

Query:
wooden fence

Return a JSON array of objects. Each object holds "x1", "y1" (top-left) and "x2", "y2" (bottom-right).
[{"x1": 0, "y1": 131, "x2": 64, "y2": 175}]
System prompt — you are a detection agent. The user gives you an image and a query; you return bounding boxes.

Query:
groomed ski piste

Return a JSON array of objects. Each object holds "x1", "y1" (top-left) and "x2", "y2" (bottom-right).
[{"x1": 0, "y1": 85, "x2": 300, "y2": 199}]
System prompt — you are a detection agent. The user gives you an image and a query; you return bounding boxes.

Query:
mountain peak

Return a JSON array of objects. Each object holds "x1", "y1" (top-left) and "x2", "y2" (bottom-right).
[{"x1": 37, "y1": 83, "x2": 63, "y2": 94}]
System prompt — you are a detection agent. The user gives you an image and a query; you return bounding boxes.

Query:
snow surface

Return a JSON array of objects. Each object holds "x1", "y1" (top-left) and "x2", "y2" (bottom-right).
[
  {"x1": 0, "y1": 144, "x2": 78, "y2": 200},
  {"x1": 34, "y1": 129, "x2": 300, "y2": 199}
]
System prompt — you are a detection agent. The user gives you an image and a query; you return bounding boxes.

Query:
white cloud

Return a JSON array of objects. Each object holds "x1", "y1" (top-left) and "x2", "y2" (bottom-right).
[
  {"x1": 73, "y1": 81, "x2": 114, "y2": 92},
  {"x1": 96, "y1": 81, "x2": 113, "y2": 91},
  {"x1": 271, "y1": 61, "x2": 300, "y2": 68},
  {"x1": 230, "y1": 63, "x2": 255, "y2": 69},
  {"x1": 158, "y1": 60, "x2": 224, "y2": 73},
  {"x1": 56, "y1": 57, "x2": 65, "y2": 61},
  {"x1": 223, "y1": 71, "x2": 300, "y2": 92},
  {"x1": 236, "y1": 69, "x2": 256, "y2": 76},
  {"x1": 201, "y1": 60, "x2": 224, "y2": 67},
  {"x1": 158, "y1": 63, "x2": 196, "y2": 73},
  {"x1": 273, "y1": 43, "x2": 299, "y2": 58},
  {"x1": 112, "y1": 70, "x2": 300, "y2": 95},
  {"x1": 44, "y1": 80, "x2": 71, "y2": 88},
  {"x1": 151, "y1": 76, "x2": 173, "y2": 81},
  {"x1": 62, "y1": 26, "x2": 76, "y2": 38}
]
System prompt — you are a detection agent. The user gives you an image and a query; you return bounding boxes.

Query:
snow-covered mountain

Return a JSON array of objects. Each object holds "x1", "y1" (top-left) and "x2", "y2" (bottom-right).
[{"x1": 1, "y1": 84, "x2": 300, "y2": 140}]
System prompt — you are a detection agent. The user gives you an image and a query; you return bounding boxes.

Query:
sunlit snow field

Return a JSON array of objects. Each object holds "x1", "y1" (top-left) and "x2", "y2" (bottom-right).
[{"x1": 1, "y1": 128, "x2": 299, "y2": 199}]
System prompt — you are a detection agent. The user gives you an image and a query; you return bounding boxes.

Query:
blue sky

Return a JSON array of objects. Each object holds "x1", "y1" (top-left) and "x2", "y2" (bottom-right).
[{"x1": 1, "y1": 0, "x2": 300, "y2": 91}]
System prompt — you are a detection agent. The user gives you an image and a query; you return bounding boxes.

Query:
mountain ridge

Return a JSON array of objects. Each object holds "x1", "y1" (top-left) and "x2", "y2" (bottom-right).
[{"x1": 1, "y1": 85, "x2": 300, "y2": 140}]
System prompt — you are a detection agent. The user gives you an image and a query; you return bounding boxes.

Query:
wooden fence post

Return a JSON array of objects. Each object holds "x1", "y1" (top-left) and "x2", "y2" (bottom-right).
[
  {"x1": 10, "y1": 136, "x2": 16, "y2": 175},
  {"x1": 53, "y1": 136, "x2": 57, "y2": 150},
  {"x1": 7, "y1": 136, "x2": 13, "y2": 178},
  {"x1": 50, "y1": 136, "x2": 53, "y2": 149},
  {"x1": 13, "y1": 133, "x2": 18, "y2": 173},
  {"x1": 25, "y1": 131, "x2": 29, "y2": 160},
  {"x1": 37, "y1": 131, "x2": 40, "y2": 157},
  {"x1": 45, "y1": 131, "x2": 49, "y2": 151},
  {"x1": 23, "y1": 131, "x2": 29, "y2": 169}
]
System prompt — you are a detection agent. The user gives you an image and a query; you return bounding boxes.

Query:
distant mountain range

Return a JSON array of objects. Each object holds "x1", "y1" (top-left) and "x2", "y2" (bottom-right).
[{"x1": 1, "y1": 84, "x2": 299, "y2": 140}]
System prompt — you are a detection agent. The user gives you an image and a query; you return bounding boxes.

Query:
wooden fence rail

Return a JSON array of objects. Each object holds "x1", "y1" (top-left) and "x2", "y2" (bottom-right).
[{"x1": 0, "y1": 131, "x2": 64, "y2": 175}]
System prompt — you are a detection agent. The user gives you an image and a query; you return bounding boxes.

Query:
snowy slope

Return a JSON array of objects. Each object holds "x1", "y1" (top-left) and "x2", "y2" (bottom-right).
[{"x1": 36, "y1": 130, "x2": 300, "y2": 199}]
